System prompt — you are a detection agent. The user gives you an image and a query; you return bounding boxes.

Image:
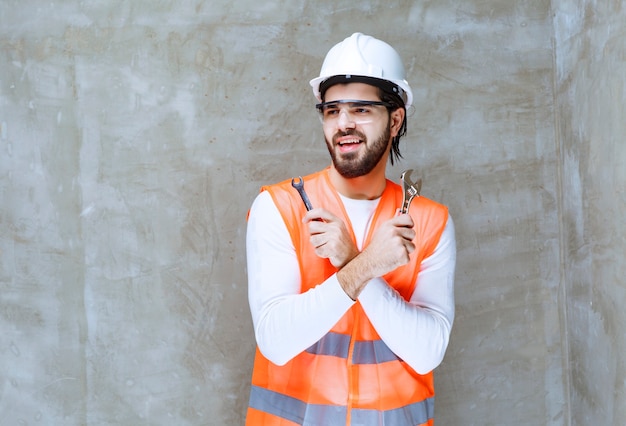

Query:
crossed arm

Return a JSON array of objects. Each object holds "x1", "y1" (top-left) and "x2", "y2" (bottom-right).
[{"x1": 247, "y1": 191, "x2": 456, "y2": 374}]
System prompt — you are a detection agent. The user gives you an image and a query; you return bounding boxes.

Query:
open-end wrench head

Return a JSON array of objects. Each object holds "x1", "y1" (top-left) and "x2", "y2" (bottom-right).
[
  {"x1": 291, "y1": 176, "x2": 314, "y2": 211},
  {"x1": 291, "y1": 176, "x2": 304, "y2": 189},
  {"x1": 401, "y1": 169, "x2": 413, "y2": 183}
]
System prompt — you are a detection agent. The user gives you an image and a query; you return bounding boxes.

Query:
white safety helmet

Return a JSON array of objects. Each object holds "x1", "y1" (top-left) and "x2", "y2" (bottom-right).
[{"x1": 310, "y1": 33, "x2": 413, "y2": 108}]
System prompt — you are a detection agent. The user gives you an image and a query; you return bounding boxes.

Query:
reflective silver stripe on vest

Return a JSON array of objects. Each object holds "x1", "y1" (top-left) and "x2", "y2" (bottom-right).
[
  {"x1": 352, "y1": 339, "x2": 401, "y2": 364},
  {"x1": 351, "y1": 397, "x2": 434, "y2": 425},
  {"x1": 306, "y1": 331, "x2": 350, "y2": 358},
  {"x1": 249, "y1": 385, "x2": 434, "y2": 425},
  {"x1": 306, "y1": 332, "x2": 401, "y2": 364},
  {"x1": 249, "y1": 385, "x2": 346, "y2": 425}
]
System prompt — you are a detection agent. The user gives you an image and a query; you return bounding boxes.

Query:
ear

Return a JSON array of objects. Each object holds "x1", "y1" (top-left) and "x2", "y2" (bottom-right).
[{"x1": 389, "y1": 108, "x2": 405, "y2": 137}]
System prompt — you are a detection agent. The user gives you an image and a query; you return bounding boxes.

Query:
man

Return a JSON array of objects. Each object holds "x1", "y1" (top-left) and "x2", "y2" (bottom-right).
[{"x1": 246, "y1": 33, "x2": 456, "y2": 425}]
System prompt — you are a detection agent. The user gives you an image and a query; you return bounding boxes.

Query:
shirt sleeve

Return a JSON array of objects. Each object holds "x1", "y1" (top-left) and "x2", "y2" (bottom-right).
[
  {"x1": 246, "y1": 190, "x2": 355, "y2": 366},
  {"x1": 357, "y1": 214, "x2": 456, "y2": 374}
]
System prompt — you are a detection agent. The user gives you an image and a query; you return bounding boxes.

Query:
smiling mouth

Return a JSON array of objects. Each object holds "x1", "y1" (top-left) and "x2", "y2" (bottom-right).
[
  {"x1": 333, "y1": 130, "x2": 366, "y2": 153},
  {"x1": 337, "y1": 138, "x2": 362, "y2": 154},
  {"x1": 338, "y1": 138, "x2": 361, "y2": 147}
]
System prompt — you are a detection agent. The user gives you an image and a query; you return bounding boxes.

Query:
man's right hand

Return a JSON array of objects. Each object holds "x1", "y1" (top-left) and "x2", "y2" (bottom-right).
[{"x1": 303, "y1": 208, "x2": 360, "y2": 269}]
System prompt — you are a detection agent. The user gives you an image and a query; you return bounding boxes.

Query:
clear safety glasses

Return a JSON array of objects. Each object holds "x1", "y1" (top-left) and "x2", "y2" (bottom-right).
[{"x1": 315, "y1": 99, "x2": 393, "y2": 125}]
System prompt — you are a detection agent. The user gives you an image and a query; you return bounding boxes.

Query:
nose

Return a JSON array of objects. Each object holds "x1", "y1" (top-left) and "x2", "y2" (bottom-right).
[{"x1": 337, "y1": 108, "x2": 356, "y2": 131}]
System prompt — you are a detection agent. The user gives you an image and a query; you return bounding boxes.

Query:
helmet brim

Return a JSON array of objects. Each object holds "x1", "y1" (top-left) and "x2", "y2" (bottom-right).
[{"x1": 310, "y1": 74, "x2": 412, "y2": 109}]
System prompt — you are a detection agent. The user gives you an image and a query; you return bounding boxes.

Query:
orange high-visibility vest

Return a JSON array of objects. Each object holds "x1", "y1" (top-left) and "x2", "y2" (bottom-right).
[{"x1": 247, "y1": 168, "x2": 449, "y2": 426}]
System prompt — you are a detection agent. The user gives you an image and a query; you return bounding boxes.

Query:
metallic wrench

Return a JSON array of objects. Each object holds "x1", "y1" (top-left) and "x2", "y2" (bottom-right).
[
  {"x1": 400, "y1": 169, "x2": 422, "y2": 214},
  {"x1": 291, "y1": 176, "x2": 314, "y2": 211}
]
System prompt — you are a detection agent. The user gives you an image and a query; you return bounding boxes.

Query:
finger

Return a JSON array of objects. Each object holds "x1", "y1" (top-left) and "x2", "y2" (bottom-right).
[
  {"x1": 303, "y1": 211, "x2": 324, "y2": 224},
  {"x1": 303, "y1": 208, "x2": 340, "y2": 224},
  {"x1": 390, "y1": 215, "x2": 414, "y2": 231},
  {"x1": 307, "y1": 219, "x2": 330, "y2": 235},
  {"x1": 399, "y1": 227, "x2": 416, "y2": 241},
  {"x1": 309, "y1": 234, "x2": 327, "y2": 249}
]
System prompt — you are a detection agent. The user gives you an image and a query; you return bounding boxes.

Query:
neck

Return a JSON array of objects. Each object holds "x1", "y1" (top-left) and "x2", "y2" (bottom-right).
[{"x1": 328, "y1": 161, "x2": 388, "y2": 200}]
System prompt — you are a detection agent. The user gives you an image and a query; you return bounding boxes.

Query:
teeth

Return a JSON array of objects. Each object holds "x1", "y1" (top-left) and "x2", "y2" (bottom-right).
[{"x1": 339, "y1": 139, "x2": 360, "y2": 145}]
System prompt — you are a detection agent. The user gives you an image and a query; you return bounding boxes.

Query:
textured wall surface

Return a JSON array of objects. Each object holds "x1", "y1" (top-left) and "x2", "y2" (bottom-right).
[
  {"x1": 0, "y1": 1, "x2": 622, "y2": 425},
  {"x1": 396, "y1": 1, "x2": 567, "y2": 425},
  {"x1": 553, "y1": 1, "x2": 626, "y2": 425}
]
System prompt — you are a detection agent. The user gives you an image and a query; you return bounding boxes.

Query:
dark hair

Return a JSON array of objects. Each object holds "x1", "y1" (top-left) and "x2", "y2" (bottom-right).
[
  {"x1": 319, "y1": 75, "x2": 408, "y2": 165},
  {"x1": 378, "y1": 88, "x2": 407, "y2": 165}
]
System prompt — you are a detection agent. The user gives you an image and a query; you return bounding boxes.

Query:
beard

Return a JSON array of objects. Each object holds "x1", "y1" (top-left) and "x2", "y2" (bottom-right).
[{"x1": 326, "y1": 123, "x2": 392, "y2": 179}]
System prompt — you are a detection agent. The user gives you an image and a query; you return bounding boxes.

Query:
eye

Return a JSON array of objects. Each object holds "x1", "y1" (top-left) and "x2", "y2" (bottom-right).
[
  {"x1": 323, "y1": 106, "x2": 340, "y2": 117},
  {"x1": 351, "y1": 104, "x2": 372, "y2": 115}
]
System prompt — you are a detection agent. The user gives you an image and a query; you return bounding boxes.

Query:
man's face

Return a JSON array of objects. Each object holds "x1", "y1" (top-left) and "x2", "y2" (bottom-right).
[{"x1": 321, "y1": 83, "x2": 393, "y2": 179}]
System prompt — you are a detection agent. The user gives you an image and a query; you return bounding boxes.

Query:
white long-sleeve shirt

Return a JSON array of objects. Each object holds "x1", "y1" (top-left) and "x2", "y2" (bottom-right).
[{"x1": 247, "y1": 189, "x2": 456, "y2": 375}]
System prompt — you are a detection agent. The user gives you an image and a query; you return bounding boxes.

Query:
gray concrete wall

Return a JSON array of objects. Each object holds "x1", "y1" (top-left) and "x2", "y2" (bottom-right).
[
  {"x1": 0, "y1": 1, "x2": 623, "y2": 425},
  {"x1": 553, "y1": 0, "x2": 626, "y2": 425}
]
